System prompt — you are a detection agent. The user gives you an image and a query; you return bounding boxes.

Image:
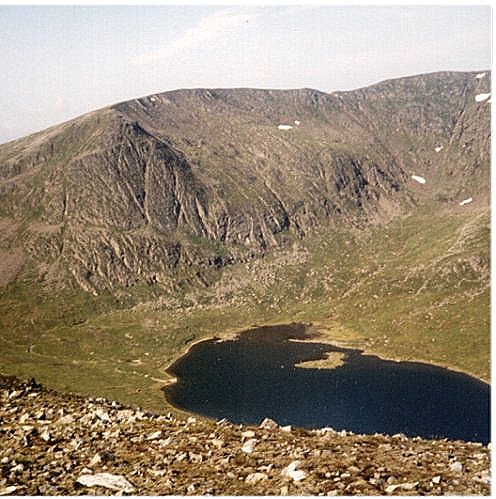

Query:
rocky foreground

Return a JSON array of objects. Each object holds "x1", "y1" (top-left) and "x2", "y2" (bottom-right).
[{"x1": 0, "y1": 374, "x2": 490, "y2": 496}]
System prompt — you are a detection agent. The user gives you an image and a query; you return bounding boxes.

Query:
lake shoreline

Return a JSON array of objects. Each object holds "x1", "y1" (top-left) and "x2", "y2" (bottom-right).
[
  {"x1": 162, "y1": 321, "x2": 490, "y2": 387},
  {"x1": 163, "y1": 321, "x2": 489, "y2": 443}
]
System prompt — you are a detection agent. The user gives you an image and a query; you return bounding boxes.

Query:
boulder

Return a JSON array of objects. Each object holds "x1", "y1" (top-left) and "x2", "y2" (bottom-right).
[
  {"x1": 245, "y1": 472, "x2": 268, "y2": 484},
  {"x1": 76, "y1": 473, "x2": 135, "y2": 493},
  {"x1": 0, "y1": 486, "x2": 17, "y2": 496},
  {"x1": 241, "y1": 439, "x2": 257, "y2": 453},
  {"x1": 450, "y1": 461, "x2": 463, "y2": 474},
  {"x1": 281, "y1": 461, "x2": 307, "y2": 482},
  {"x1": 259, "y1": 418, "x2": 279, "y2": 430}
]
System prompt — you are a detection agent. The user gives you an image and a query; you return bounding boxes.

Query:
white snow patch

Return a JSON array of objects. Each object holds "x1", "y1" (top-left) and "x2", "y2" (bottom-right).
[
  {"x1": 475, "y1": 93, "x2": 491, "y2": 102},
  {"x1": 475, "y1": 72, "x2": 486, "y2": 79},
  {"x1": 278, "y1": 124, "x2": 293, "y2": 130},
  {"x1": 294, "y1": 120, "x2": 301, "y2": 126},
  {"x1": 411, "y1": 175, "x2": 426, "y2": 184},
  {"x1": 434, "y1": 146, "x2": 443, "y2": 153},
  {"x1": 150, "y1": 96, "x2": 157, "y2": 102},
  {"x1": 459, "y1": 197, "x2": 473, "y2": 206}
]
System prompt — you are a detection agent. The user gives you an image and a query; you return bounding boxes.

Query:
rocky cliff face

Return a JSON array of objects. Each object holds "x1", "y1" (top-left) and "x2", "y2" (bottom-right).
[{"x1": 0, "y1": 71, "x2": 490, "y2": 292}]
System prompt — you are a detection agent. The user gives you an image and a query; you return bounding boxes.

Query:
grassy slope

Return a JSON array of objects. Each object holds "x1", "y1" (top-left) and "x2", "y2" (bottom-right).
[{"x1": 0, "y1": 200, "x2": 489, "y2": 413}]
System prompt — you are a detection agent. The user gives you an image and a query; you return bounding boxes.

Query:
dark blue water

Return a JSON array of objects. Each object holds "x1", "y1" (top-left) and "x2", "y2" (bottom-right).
[{"x1": 164, "y1": 324, "x2": 490, "y2": 443}]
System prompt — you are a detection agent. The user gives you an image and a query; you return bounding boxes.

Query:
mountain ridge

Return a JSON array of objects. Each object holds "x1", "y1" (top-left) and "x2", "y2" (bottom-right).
[{"x1": 0, "y1": 70, "x2": 490, "y2": 292}]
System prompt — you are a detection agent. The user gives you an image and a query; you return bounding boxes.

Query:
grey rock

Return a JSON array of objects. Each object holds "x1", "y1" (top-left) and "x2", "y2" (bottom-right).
[
  {"x1": 10, "y1": 463, "x2": 24, "y2": 473},
  {"x1": 281, "y1": 461, "x2": 307, "y2": 482},
  {"x1": 385, "y1": 483, "x2": 400, "y2": 494},
  {"x1": 450, "y1": 461, "x2": 463, "y2": 474},
  {"x1": 40, "y1": 430, "x2": 51, "y2": 442},
  {"x1": 401, "y1": 481, "x2": 419, "y2": 491},
  {"x1": 18, "y1": 414, "x2": 29, "y2": 424},
  {"x1": 241, "y1": 439, "x2": 257, "y2": 453},
  {"x1": 259, "y1": 418, "x2": 279, "y2": 430},
  {"x1": 188, "y1": 452, "x2": 202, "y2": 463},
  {"x1": 151, "y1": 469, "x2": 167, "y2": 477},
  {"x1": 0, "y1": 486, "x2": 17, "y2": 496},
  {"x1": 245, "y1": 472, "x2": 268, "y2": 484},
  {"x1": 95, "y1": 409, "x2": 110, "y2": 422},
  {"x1": 58, "y1": 414, "x2": 75, "y2": 425},
  {"x1": 257, "y1": 464, "x2": 273, "y2": 473},
  {"x1": 369, "y1": 478, "x2": 383, "y2": 487},
  {"x1": 37, "y1": 484, "x2": 59, "y2": 494},
  {"x1": 89, "y1": 453, "x2": 102, "y2": 467},
  {"x1": 241, "y1": 430, "x2": 256, "y2": 439},
  {"x1": 472, "y1": 470, "x2": 490, "y2": 485},
  {"x1": 147, "y1": 430, "x2": 162, "y2": 440},
  {"x1": 76, "y1": 472, "x2": 135, "y2": 493},
  {"x1": 210, "y1": 438, "x2": 223, "y2": 449}
]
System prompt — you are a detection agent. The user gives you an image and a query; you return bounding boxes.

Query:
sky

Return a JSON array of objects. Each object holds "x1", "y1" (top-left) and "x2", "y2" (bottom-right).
[{"x1": 0, "y1": 4, "x2": 492, "y2": 144}]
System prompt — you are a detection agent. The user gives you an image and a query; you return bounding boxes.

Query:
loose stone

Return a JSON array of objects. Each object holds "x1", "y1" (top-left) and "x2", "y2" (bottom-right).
[
  {"x1": 281, "y1": 461, "x2": 307, "y2": 482},
  {"x1": 0, "y1": 486, "x2": 17, "y2": 495},
  {"x1": 259, "y1": 418, "x2": 279, "y2": 430},
  {"x1": 245, "y1": 472, "x2": 268, "y2": 484},
  {"x1": 241, "y1": 439, "x2": 257, "y2": 453},
  {"x1": 450, "y1": 461, "x2": 463, "y2": 474},
  {"x1": 76, "y1": 473, "x2": 135, "y2": 493}
]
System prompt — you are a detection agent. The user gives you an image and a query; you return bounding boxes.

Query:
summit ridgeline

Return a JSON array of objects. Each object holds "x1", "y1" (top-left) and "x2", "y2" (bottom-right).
[{"x1": 0, "y1": 71, "x2": 490, "y2": 292}]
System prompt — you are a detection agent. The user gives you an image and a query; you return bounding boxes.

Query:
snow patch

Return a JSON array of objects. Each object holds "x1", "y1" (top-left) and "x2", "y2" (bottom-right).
[
  {"x1": 475, "y1": 72, "x2": 486, "y2": 79},
  {"x1": 411, "y1": 175, "x2": 426, "y2": 184},
  {"x1": 294, "y1": 120, "x2": 301, "y2": 126},
  {"x1": 278, "y1": 124, "x2": 293, "y2": 130},
  {"x1": 150, "y1": 96, "x2": 157, "y2": 102},
  {"x1": 475, "y1": 93, "x2": 491, "y2": 103},
  {"x1": 434, "y1": 146, "x2": 443, "y2": 153},
  {"x1": 459, "y1": 197, "x2": 473, "y2": 206}
]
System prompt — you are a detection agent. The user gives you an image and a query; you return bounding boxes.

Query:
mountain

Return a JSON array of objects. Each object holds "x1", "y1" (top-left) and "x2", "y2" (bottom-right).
[
  {"x1": 0, "y1": 70, "x2": 490, "y2": 291},
  {"x1": 0, "y1": 70, "x2": 490, "y2": 410}
]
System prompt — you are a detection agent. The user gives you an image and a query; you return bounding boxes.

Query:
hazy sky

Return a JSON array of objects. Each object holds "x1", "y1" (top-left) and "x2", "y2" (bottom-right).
[{"x1": 0, "y1": 4, "x2": 492, "y2": 144}]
